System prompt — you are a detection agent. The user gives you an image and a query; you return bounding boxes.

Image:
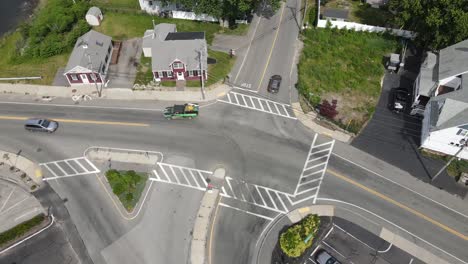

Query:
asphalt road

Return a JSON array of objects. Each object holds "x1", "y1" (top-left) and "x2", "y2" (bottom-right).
[{"x1": 0, "y1": 2, "x2": 467, "y2": 264}]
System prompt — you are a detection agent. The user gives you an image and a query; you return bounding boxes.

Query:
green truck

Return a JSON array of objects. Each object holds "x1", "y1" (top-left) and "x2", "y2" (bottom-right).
[{"x1": 164, "y1": 103, "x2": 199, "y2": 119}]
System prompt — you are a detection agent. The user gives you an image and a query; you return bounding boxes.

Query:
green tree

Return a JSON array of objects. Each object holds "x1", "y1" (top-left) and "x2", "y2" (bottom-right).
[{"x1": 389, "y1": 0, "x2": 468, "y2": 50}]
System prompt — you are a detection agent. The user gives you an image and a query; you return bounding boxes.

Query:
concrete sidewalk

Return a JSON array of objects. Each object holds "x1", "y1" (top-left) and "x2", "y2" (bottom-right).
[{"x1": 0, "y1": 82, "x2": 230, "y2": 103}]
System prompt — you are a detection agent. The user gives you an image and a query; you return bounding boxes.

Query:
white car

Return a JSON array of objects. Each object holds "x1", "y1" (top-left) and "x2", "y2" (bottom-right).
[{"x1": 315, "y1": 250, "x2": 341, "y2": 264}]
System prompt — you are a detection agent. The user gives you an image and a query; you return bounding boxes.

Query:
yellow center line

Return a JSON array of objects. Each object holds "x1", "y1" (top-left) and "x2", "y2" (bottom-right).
[
  {"x1": 257, "y1": 3, "x2": 286, "y2": 92},
  {"x1": 327, "y1": 169, "x2": 468, "y2": 241},
  {"x1": 0, "y1": 115, "x2": 149, "y2": 127}
]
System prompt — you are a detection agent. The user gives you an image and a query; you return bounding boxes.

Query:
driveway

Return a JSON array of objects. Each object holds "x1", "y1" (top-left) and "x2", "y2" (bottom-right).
[
  {"x1": 106, "y1": 38, "x2": 142, "y2": 89},
  {"x1": 351, "y1": 44, "x2": 467, "y2": 198}
]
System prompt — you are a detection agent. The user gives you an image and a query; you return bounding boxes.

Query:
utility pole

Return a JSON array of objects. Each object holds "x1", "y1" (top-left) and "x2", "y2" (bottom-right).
[
  {"x1": 199, "y1": 47, "x2": 206, "y2": 100},
  {"x1": 432, "y1": 137, "x2": 467, "y2": 182}
]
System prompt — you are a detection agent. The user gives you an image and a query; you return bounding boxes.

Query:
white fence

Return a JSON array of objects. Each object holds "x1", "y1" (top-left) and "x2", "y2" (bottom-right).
[
  {"x1": 317, "y1": 19, "x2": 416, "y2": 39},
  {"x1": 170, "y1": 11, "x2": 218, "y2": 22}
]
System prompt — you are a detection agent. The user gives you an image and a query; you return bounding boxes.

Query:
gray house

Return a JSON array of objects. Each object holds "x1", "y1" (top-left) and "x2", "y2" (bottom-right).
[
  {"x1": 142, "y1": 23, "x2": 207, "y2": 82},
  {"x1": 63, "y1": 30, "x2": 113, "y2": 86}
]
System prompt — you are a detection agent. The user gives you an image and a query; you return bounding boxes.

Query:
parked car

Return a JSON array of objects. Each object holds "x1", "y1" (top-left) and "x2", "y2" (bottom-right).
[
  {"x1": 24, "y1": 118, "x2": 59, "y2": 133},
  {"x1": 267, "y1": 75, "x2": 282, "y2": 93},
  {"x1": 315, "y1": 250, "x2": 341, "y2": 264},
  {"x1": 390, "y1": 87, "x2": 410, "y2": 113}
]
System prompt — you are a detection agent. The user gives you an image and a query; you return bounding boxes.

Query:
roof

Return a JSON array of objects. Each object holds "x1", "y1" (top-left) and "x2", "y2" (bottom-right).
[
  {"x1": 438, "y1": 39, "x2": 468, "y2": 81},
  {"x1": 165, "y1": 32, "x2": 205, "y2": 41},
  {"x1": 428, "y1": 74, "x2": 468, "y2": 131},
  {"x1": 64, "y1": 30, "x2": 112, "y2": 73},
  {"x1": 418, "y1": 52, "x2": 439, "y2": 97},
  {"x1": 323, "y1": 8, "x2": 349, "y2": 20},
  {"x1": 144, "y1": 23, "x2": 207, "y2": 71},
  {"x1": 86, "y1": 6, "x2": 101, "y2": 17}
]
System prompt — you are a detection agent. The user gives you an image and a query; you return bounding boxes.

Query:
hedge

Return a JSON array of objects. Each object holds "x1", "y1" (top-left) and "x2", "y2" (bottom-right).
[
  {"x1": 0, "y1": 214, "x2": 45, "y2": 246},
  {"x1": 280, "y1": 214, "x2": 321, "y2": 257}
]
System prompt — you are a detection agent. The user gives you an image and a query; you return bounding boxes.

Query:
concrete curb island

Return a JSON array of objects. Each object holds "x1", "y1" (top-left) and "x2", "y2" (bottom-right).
[
  {"x1": 0, "y1": 150, "x2": 42, "y2": 187},
  {"x1": 256, "y1": 205, "x2": 450, "y2": 264}
]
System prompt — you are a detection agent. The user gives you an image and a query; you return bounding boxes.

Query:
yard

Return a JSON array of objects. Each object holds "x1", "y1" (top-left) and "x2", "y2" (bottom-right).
[
  {"x1": 321, "y1": 0, "x2": 394, "y2": 27},
  {"x1": 297, "y1": 28, "x2": 399, "y2": 132}
]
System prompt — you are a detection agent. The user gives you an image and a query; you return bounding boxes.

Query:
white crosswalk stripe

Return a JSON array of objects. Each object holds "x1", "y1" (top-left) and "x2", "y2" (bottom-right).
[
  {"x1": 150, "y1": 162, "x2": 211, "y2": 191},
  {"x1": 294, "y1": 134, "x2": 335, "y2": 198},
  {"x1": 218, "y1": 91, "x2": 297, "y2": 119},
  {"x1": 40, "y1": 157, "x2": 100, "y2": 181}
]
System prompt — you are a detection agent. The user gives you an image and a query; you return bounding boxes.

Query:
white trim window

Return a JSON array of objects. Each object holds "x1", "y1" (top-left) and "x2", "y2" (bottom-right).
[
  {"x1": 173, "y1": 62, "x2": 183, "y2": 69},
  {"x1": 197, "y1": 70, "x2": 201, "y2": 76},
  {"x1": 70, "y1": 74, "x2": 78, "y2": 81},
  {"x1": 188, "y1": 70, "x2": 193, "y2": 77},
  {"x1": 158, "y1": 71, "x2": 163, "y2": 78},
  {"x1": 167, "y1": 71, "x2": 173, "y2": 78},
  {"x1": 81, "y1": 74, "x2": 88, "y2": 80},
  {"x1": 90, "y1": 73, "x2": 98, "y2": 81},
  {"x1": 457, "y1": 129, "x2": 468, "y2": 137}
]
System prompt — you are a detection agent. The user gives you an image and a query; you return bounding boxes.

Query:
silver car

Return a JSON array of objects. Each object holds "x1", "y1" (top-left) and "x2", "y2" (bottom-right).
[
  {"x1": 24, "y1": 118, "x2": 59, "y2": 133},
  {"x1": 315, "y1": 250, "x2": 340, "y2": 264}
]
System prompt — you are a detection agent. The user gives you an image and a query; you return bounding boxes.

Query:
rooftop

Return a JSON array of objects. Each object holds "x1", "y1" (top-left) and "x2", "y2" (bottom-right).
[{"x1": 323, "y1": 8, "x2": 349, "y2": 20}]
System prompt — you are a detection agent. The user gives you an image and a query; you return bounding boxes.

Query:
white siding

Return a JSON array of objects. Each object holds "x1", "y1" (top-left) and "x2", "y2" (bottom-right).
[{"x1": 422, "y1": 127, "x2": 468, "y2": 160}]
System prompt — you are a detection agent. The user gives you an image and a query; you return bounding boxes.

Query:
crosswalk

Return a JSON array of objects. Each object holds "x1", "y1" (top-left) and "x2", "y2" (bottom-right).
[
  {"x1": 150, "y1": 162, "x2": 212, "y2": 191},
  {"x1": 40, "y1": 157, "x2": 100, "y2": 181},
  {"x1": 294, "y1": 134, "x2": 335, "y2": 198},
  {"x1": 218, "y1": 91, "x2": 297, "y2": 119}
]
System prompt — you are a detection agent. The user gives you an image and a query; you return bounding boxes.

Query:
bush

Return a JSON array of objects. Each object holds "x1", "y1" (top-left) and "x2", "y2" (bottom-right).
[
  {"x1": 280, "y1": 214, "x2": 320, "y2": 257},
  {"x1": 0, "y1": 214, "x2": 45, "y2": 246},
  {"x1": 105, "y1": 169, "x2": 148, "y2": 211}
]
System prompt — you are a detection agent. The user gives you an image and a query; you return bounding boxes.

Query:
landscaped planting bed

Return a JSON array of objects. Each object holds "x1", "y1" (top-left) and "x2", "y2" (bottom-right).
[
  {"x1": 105, "y1": 169, "x2": 148, "y2": 211},
  {"x1": 280, "y1": 214, "x2": 321, "y2": 257}
]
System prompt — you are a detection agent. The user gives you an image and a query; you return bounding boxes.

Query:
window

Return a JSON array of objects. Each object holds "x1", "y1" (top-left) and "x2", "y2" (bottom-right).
[
  {"x1": 198, "y1": 70, "x2": 201, "y2": 76},
  {"x1": 90, "y1": 74, "x2": 98, "y2": 81},
  {"x1": 188, "y1": 70, "x2": 193, "y2": 77},
  {"x1": 81, "y1": 74, "x2": 87, "y2": 80},
  {"x1": 105, "y1": 55, "x2": 109, "y2": 63},
  {"x1": 162, "y1": 71, "x2": 167, "y2": 78},
  {"x1": 108, "y1": 46, "x2": 112, "y2": 54},
  {"x1": 70, "y1": 74, "x2": 78, "y2": 81},
  {"x1": 167, "y1": 71, "x2": 173, "y2": 77},
  {"x1": 457, "y1": 129, "x2": 468, "y2": 137},
  {"x1": 193, "y1": 70, "x2": 198, "y2": 77},
  {"x1": 173, "y1": 62, "x2": 183, "y2": 69},
  {"x1": 158, "y1": 71, "x2": 163, "y2": 78}
]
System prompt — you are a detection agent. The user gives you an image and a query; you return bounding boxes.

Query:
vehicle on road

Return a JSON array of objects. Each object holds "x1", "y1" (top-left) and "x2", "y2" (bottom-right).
[
  {"x1": 267, "y1": 75, "x2": 281, "y2": 93},
  {"x1": 24, "y1": 118, "x2": 59, "y2": 133},
  {"x1": 164, "y1": 103, "x2": 199, "y2": 120},
  {"x1": 390, "y1": 87, "x2": 410, "y2": 113},
  {"x1": 315, "y1": 249, "x2": 341, "y2": 264}
]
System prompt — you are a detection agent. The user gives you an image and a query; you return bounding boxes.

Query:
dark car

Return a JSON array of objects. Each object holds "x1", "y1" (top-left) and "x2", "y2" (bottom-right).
[
  {"x1": 24, "y1": 118, "x2": 59, "y2": 133},
  {"x1": 390, "y1": 87, "x2": 410, "y2": 113},
  {"x1": 267, "y1": 75, "x2": 282, "y2": 93},
  {"x1": 315, "y1": 250, "x2": 341, "y2": 264}
]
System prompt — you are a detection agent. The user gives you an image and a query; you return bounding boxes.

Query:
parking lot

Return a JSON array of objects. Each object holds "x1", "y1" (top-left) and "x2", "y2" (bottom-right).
[
  {"x1": 305, "y1": 218, "x2": 424, "y2": 264},
  {"x1": 351, "y1": 43, "x2": 467, "y2": 198}
]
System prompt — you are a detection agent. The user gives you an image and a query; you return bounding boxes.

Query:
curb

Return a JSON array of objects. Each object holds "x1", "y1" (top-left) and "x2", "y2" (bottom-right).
[
  {"x1": 190, "y1": 189, "x2": 219, "y2": 264},
  {"x1": 256, "y1": 205, "x2": 452, "y2": 264}
]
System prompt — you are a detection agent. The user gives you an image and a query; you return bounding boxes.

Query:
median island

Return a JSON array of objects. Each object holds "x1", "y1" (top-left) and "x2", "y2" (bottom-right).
[{"x1": 105, "y1": 169, "x2": 148, "y2": 212}]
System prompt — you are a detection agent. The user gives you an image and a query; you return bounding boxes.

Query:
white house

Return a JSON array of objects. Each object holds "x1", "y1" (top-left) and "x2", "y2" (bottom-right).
[
  {"x1": 415, "y1": 39, "x2": 468, "y2": 159},
  {"x1": 138, "y1": 0, "x2": 178, "y2": 15},
  {"x1": 86, "y1": 7, "x2": 103, "y2": 26}
]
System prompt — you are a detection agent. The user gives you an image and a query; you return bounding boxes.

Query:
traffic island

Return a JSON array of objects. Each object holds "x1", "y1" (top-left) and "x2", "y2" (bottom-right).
[{"x1": 105, "y1": 169, "x2": 148, "y2": 212}]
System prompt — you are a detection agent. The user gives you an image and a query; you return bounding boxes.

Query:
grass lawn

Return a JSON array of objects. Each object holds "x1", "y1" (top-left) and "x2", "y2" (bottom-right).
[
  {"x1": 298, "y1": 28, "x2": 399, "y2": 133},
  {"x1": 0, "y1": 32, "x2": 70, "y2": 85},
  {"x1": 134, "y1": 56, "x2": 153, "y2": 85},
  {"x1": 90, "y1": 0, "x2": 140, "y2": 9},
  {"x1": 96, "y1": 11, "x2": 240, "y2": 44},
  {"x1": 105, "y1": 170, "x2": 148, "y2": 212},
  {"x1": 187, "y1": 49, "x2": 234, "y2": 87}
]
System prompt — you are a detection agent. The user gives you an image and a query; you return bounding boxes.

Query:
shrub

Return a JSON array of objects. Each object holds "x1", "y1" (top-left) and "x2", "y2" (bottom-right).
[
  {"x1": 280, "y1": 214, "x2": 320, "y2": 257},
  {"x1": 0, "y1": 214, "x2": 45, "y2": 246}
]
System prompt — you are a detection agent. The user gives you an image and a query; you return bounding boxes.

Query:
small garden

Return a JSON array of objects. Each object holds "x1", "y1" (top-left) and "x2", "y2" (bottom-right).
[
  {"x1": 280, "y1": 214, "x2": 321, "y2": 258},
  {"x1": 0, "y1": 214, "x2": 46, "y2": 247},
  {"x1": 297, "y1": 27, "x2": 399, "y2": 133},
  {"x1": 105, "y1": 169, "x2": 148, "y2": 211}
]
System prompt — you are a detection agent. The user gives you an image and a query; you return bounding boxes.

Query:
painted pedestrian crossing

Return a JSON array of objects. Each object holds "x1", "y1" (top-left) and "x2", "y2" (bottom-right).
[
  {"x1": 218, "y1": 91, "x2": 297, "y2": 119},
  {"x1": 150, "y1": 162, "x2": 212, "y2": 191},
  {"x1": 294, "y1": 134, "x2": 335, "y2": 199},
  {"x1": 40, "y1": 157, "x2": 100, "y2": 181}
]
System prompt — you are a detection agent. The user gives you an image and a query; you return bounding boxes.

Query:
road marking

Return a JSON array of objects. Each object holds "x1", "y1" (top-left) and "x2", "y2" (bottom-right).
[
  {"x1": 317, "y1": 198, "x2": 468, "y2": 264},
  {"x1": 150, "y1": 162, "x2": 211, "y2": 191},
  {"x1": 0, "y1": 115, "x2": 149, "y2": 127},
  {"x1": 327, "y1": 169, "x2": 468, "y2": 241},
  {"x1": 14, "y1": 208, "x2": 39, "y2": 222},
  {"x1": 41, "y1": 157, "x2": 100, "y2": 181},
  {"x1": 322, "y1": 241, "x2": 348, "y2": 259},
  {"x1": 219, "y1": 202, "x2": 274, "y2": 221},
  {"x1": 0, "y1": 101, "x2": 164, "y2": 112},
  {"x1": 333, "y1": 224, "x2": 376, "y2": 250},
  {"x1": 234, "y1": 16, "x2": 262, "y2": 82},
  {"x1": 0, "y1": 187, "x2": 15, "y2": 212},
  {"x1": 0, "y1": 196, "x2": 30, "y2": 216},
  {"x1": 378, "y1": 243, "x2": 393, "y2": 253},
  {"x1": 332, "y1": 152, "x2": 468, "y2": 219},
  {"x1": 218, "y1": 91, "x2": 297, "y2": 119},
  {"x1": 257, "y1": 2, "x2": 286, "y2": 92}
]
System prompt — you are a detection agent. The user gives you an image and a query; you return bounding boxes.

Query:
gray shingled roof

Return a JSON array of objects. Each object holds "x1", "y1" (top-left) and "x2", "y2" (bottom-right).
[
  {"x1": 323, "y1": 8, "x2": 349, "y2": 20},
  {"x1": 438, "y1": 39, "x2": 468, "y2": 81},
  {"x1": 64, "y1": 30, "x2": 112, "y2": 73},
  {"x1": 418, "y1": 52, "x2": 438, "y2": 97},
  {"x1": 428, "y1": 73, "x2": 468, "y2": 131},
  {"x1": 144, "y1": 23, "x2": 207, "y2": 71},
  {"x1": 86, "y1": 6, "x2": 101, "y2": 17}
]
